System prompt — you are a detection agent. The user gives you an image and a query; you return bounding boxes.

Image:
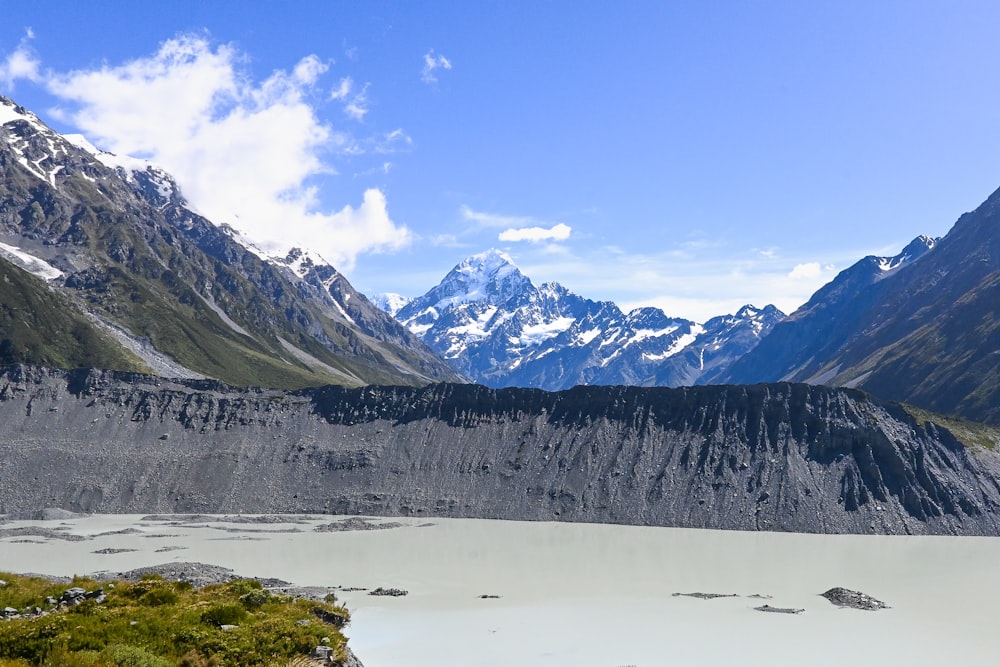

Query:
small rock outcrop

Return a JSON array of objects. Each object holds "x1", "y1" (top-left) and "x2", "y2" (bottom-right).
[
  {"x1": 754, "y1": 604, "x2": 804, "y2": 614},
  {"x1": 821, "y1": 587, "x2": 889, "y2": 610},
  {"x1": 368, "y1": 587, "x2": 408, "y2": 597}
]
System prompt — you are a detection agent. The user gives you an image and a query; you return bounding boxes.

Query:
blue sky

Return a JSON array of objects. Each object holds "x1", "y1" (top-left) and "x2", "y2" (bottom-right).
[{"x1": 2, "y1": 1, "x2": 999, "y2": 321}]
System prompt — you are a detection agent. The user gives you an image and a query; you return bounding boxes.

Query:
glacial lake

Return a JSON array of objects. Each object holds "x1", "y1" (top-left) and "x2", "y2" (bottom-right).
[{"x1": 2, "y1": 514, "x2": 999, "y2": 667}]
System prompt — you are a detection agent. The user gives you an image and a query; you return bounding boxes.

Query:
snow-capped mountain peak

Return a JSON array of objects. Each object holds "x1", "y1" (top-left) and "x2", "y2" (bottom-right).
[
  {"x1": 389, "y1": 250, "x2": 785, "y2": 389},
  {"x1": 420, "y1": 248, "x2": 533, "y2": 311},
  {"x1": 460, "y1": 248, "x2": 517, "y2": 274}
]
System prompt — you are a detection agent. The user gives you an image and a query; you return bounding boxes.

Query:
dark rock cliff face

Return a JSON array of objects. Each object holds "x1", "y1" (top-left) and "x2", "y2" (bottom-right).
[{"x1": 2, "y1": 365, "x2": 999, "y2": 535}]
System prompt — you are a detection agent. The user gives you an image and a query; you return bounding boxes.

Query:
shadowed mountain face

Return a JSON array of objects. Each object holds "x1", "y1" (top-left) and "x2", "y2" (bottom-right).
[
  {"x1": 0, "y1": 96, "x2": 461, "y2": 388},
  {"x1": 721, "y1": 188, "x2": 1000, "y2": 425},
  {"x1": 3, "y1": 365, "x2": 999, "y2": 535}
]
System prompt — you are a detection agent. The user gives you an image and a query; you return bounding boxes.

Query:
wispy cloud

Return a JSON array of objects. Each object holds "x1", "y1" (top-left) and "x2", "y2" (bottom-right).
[
  {"x1": 343, "y1": 83, "x2": 370, "y2": 121},
  {"x1": 0, "y1": 29, "x2": 41, "y2": 88},
  {"x1": 460, "y1": 205, "x2": 534, "y2": 228},
  {"x1": 460, "y1": 205, "x2": 572, "y2": 244},
  {"x1": 329, "y1": 76, "x2": 353, "y2": 100},
  {"x1": 328, "y1": 76, "x2": 370, "y2": 121},
  {"x1": 499, "y1": 223, "x2": 572, "y2": 243},
  {"x1": 27, "y1": 34, "x2": 409, "y2": 269},
  {"x1": 512, "y1": 245, "x2": 848, "y2": 322},
  {"x1": 421, "y1": 49, "x2": 452, "y2": 84}
]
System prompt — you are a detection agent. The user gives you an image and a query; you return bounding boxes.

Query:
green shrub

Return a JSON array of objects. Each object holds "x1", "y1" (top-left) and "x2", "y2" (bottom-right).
[
  {"x1": 239, "y1": 589, "x2": 270, "y2": 609},
  {"x1": 99, "y1": 644, "x2": 173, "y2": 667},
  {"x1": 226, "y1": 579, "x2": 262, "y2": 596},
  {"x1": 141, "y1": 587, "x2": 179, "y2": 606},
  {"x1": 200, "y1": 603, "x2": 247, "y2": 627}
]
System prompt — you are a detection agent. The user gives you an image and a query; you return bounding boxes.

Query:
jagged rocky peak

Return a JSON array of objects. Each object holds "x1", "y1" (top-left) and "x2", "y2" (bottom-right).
[
  {"x1": 273, "y1": 246, "x2": 332, "y2": 277},
  {"x1": 0, "y1": 95, "x2": 45, "y2": 130},
  {"x1": 871, "y1": 234, "x2": 938, "y2": 273},
  {"x1": 727, "y1": 304, "x2": 784, "y2": 328},
  {"x1": 625, "y1": 306, "x2": 690, "y2": 328}
]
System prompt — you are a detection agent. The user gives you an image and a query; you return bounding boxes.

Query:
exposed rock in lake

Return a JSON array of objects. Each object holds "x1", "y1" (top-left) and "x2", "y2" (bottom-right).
[
  {"x1": 672, "y1": 592, "x2": 739, "y2": 600},
  {"x1": 315, "y1": 517, "x2": 405, "y2": 532},
  {"x1": 821, "y1": 587, "x2": 889, "y2": 610},
  {"x1": 140, "y1": 514, "x2": 315, "y2": 524},
  {"x1": 0, "y1": 527, "x2": 89, "y2": 542},
  {"x1": 2, "y1": 366, "x2": 1000, "y2": 535},
  {"x1": 369, "y1": 587, "x2": 408, "y2": 597},
  {"x1": 754, "y1": 604, "x2": 804, "y2": 614}
]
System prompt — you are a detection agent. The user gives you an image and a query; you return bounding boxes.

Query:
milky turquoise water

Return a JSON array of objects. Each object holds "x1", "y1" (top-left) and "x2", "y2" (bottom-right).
[{"x1": 2, "y1": 514, "x2": 998, "y2": 667}]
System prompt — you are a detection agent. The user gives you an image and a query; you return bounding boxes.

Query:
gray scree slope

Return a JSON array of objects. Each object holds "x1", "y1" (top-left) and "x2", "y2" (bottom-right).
[{"x1": 2, "y1": 365, "x2": 1000, "y2": 535}]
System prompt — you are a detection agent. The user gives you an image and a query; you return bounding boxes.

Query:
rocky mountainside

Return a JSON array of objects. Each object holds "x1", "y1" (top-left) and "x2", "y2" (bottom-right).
[
  {"x1": 387, "y1": 249, "x2": 784, "y2": 390},
  {"x1": 0, "y1": 96, "x2": 461, "y2": 388},
  {"x1": 721, "y1": 187, "x2": 1000, "y2": 425},
  {"x1": 3, "y1": 364, "x2": 999, "y2": 535}
]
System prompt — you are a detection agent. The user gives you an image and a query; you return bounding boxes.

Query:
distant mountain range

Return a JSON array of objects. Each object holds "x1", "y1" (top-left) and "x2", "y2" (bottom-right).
[
  {"x1": 377, "y1": 249, "x2": 785, "y2": 390},
  {"x1": 3, "y1": 93, "x2": 999, "y2": 427},
  {"x1": 0, "y1": 96, "x2": 461, "y2": 388}
]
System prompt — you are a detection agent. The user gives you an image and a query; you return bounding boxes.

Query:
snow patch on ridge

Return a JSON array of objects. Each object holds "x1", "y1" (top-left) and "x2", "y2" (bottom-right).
[
  {"x1": 0, "y1": 242, "x2": 63, "y2": 281},
  {"x1": 518, "y1": 317, "x2": 575, "y2": 346},
  {"x1": 642, "y1": 325, "x2": 705, "y2": 361}
]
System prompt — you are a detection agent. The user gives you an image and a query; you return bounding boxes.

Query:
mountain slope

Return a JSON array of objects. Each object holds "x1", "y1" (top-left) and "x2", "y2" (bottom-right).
[
  {"x1": 722, "y1": 236, "x2": 938, "y2": 386},
  {"x1": 0, "y1": 255, "x2": 146, "y2": 371},
  {"x1": 722, "y1": 188, "x2": 1000, "y2": 425},
  {"x1": 3, "y1": 366, "x2": 1000, "y2": 535},
  {"x1": 0, "y1": 96, "x2": 460, "y2": 388},
  {"x1": 391, "y1": 249, "x2": 784, "y2": 390}
]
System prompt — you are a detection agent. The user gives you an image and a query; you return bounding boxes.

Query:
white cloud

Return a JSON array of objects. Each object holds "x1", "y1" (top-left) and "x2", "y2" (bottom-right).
[
  {"x1": 421, "y1": 49, "x2": 452, "y2": 84},
  {"x1": 330, "y1": 76, "x2": 353, "y2": 100},
  {"x1": 788, "y1": 262, "x2": 822, "y2": 279},
  {"x1": 0, "y1": 30, "x2": 42, "y2": 87},
  {"x1": 511, "y1": 245, "x2": 847, "y2": 322},
  {"x1": 292, "y1": 54, "x2": 328, "y2": 84},
  {"x1": 35, "y1": 34, "x2": 410, "y2": 269},
  {"x1": 460, "y1": 205, "x2": 534, "y2": 228},
  {"x1": 343, "y1": 82, "x2": 370, "y2": 121},
  {"x1": 329, "y1": 76, "x2": 370, "y2": 121},
  {"x1": 499, "y1": 223, "x2": 572, "y2": 243}
]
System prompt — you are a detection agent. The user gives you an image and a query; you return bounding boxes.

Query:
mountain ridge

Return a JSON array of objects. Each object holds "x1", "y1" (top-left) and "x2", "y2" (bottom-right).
[
  {"x1": 719, "y1": 186, "x2": 1000, "y2": 425},
  {"x1": 0, "y1": 95, "x2": 461, "y2": 388}
]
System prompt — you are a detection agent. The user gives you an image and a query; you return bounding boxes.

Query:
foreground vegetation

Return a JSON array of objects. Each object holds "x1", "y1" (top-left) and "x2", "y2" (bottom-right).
[{"x1": 0, "y1": 572, "x2": 349, "y2": 667}]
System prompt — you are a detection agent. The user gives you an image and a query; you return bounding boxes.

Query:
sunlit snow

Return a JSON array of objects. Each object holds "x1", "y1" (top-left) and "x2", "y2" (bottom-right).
[
  {"x1": 0, "y1": 242, "x2": 63, "y2": 281},
  {"x1": 517, "y1": 316, "x2": 575, "y2": 346},
  {"x1": 641, "y1": 325, "x2": 705, "y2": 361}
]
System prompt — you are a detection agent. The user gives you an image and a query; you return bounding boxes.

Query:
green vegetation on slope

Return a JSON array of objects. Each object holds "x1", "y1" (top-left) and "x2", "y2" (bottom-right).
[
  {"x1": 901, "y1": 404, "x2": 1000, "y2": 450},
  {"x1": 0, "y1": 573, "x2": 349, "y2": 667},
  {"x1": 0, "y1": 258, "x2": 148, "y2": 373}
]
